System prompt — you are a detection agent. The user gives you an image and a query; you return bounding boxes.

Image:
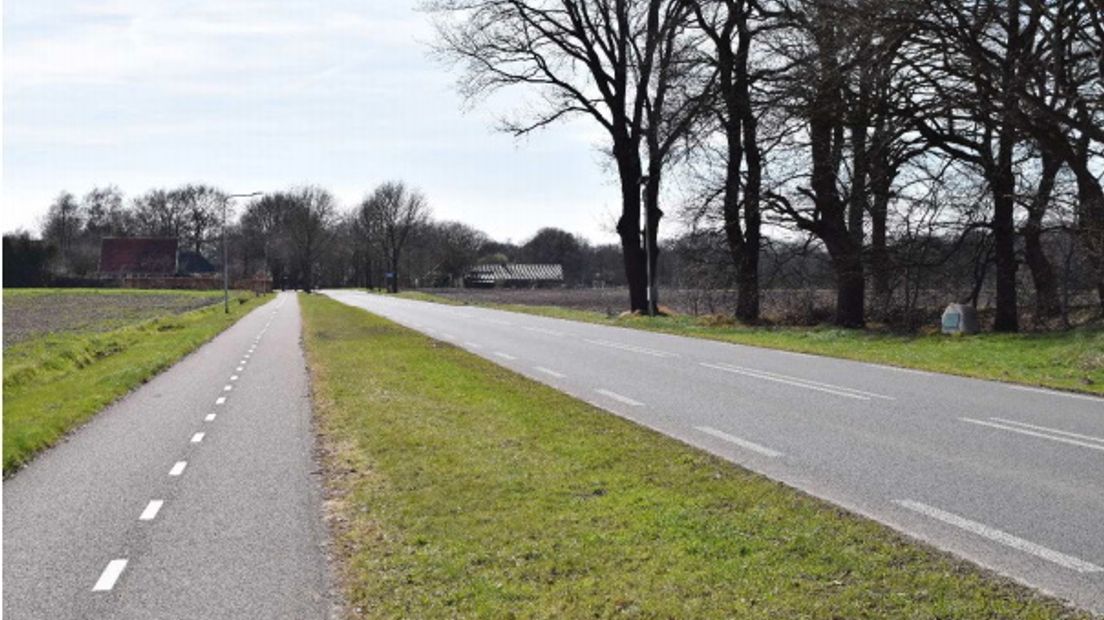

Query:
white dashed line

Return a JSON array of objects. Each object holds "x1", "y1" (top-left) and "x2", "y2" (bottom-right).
[
  {"x1": 594, "y1": 388, "x2": 644, "y2": 407},
  {"x1": 169, "y1": 461, "x2": 187, "y2": 476},
  {"x1": 92, "y1": 559, "x2": 128, "y2": 591},
  {"x1": 521, "y1": 326, "x2": 565, "y2": 336},
  {"x1": 494, "y1": 352, "x2": 517, "y2": 360},
  {"x1": 230, "y1": 375, "x2": 239, "y2": 381},
  {"x1": 700, "y1": 362, "x2": 882, "y2": 401},
  {"x1": 1006, "y1": 384, "x2": 1104, "y2": 403},
  {"x1": 215, "y1": 397, "x2": 226, "y2": 405},
  {"x1": 205, "y1": 414, "x2": 216, "y2": 422},
  {"x1": 585, "y1": 339, "x2": 678, "y2": 358},
  {"x1": 696, "y1": 426, "x2": 783, "y2": 458},
  {"x1": 223, "y1": 385, "x2": 232, "y2": 391},
  {"x1": 534, "y1": 366, "x2": 566, "y2": 379},
  {"x1": 139, "y1": 500, "x2": 164, "y2": 521},
  {"x1": 894, "y1": 500, "x2": 1103, "y2": 573},
  {"x1": 190, "y1": 432, "x2": 205, "y2": 443},
  {"x1": 236, "y1": 366, "x2": 244, "y2": 371},
  {"x1": 464, "y1": 342, "x2": 483, "y2": 349},
  {"x1": 961, "y1": 418, "x2": 1104, "y2": 452}
]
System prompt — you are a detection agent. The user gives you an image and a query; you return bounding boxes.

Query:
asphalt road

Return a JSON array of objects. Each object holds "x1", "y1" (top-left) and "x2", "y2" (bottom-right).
[
  {"x1": 3, "y1": 292, "x2": 334, "y2": 619},
  {"x1": 323, "y1": 289, "x2": 1104, "y2": 614}
]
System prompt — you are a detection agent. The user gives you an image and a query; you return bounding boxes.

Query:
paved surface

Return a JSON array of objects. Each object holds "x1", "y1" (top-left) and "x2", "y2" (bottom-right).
[
  {"x1": 4, "y1": 292, "x2": 334, "y2": 619},
  {"x1": 323, "y1": 290, "x2": 1104, "y2": 614}
]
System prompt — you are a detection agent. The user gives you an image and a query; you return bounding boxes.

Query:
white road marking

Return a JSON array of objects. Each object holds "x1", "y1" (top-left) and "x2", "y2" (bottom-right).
[
  {"x1": 240, "y1": 360, "x2": 247, "y2": 365},
  {"x1": 191, "y1": 432, "x2": 205, "y2": 443},
  {"x1": 990, "y1": 417, "x2": 1104, "y2": 445},
  {"x1": 725, "y1": 364, "x2": 894, "y2": 400},
  {"x1": 701, "y1": 362, "x2": 873, "y2": 401},
  {"x1": 92, "y1": 559, "x2": 128, "y2": 591},
  {"x1": 441, "y1": 333, "x2": 457, "y2": 340},
  {"x1": 595, "y1": 388, "x2": 644, "y2": 407},
  {"x1": 894, "y1": 500, "x2": 1103, "y2": 573},
  {"x1": 236, "y1": 366, "x2": 244, "y2": 372},
  {"x1": 230, "y1": 375, "x2": 239, "y2": 381},
  {"x1": 494, "y1": 352, "x2": 517, "y2": 360},
  {"x1": 483, "y1": 318, "x2": 514, "y2": 327},
  {"x1": 961, "y1": 418, "x2": 1104, "y2": 452},
  {"x1": 223, "y1": 385, "x2": 232, "y2": 391},
  {"x1": 534, "y1": 366, "x2": 566, "y2": 379},
  {"x1": 139, "y1": 500, "x2": 164, "y2": 521},
  {"x1": 464, "y1": 342, "x2": 483, "y2": 349},
  {"x1": 169, "y1": 461, "x2": 187, "y2": 476},
  {"x1": 244, "y1": 354, "x2": 250, "y2": 359},
  {"x1": 215, "y1": 397, "x2": 226, "y2": 405},
  {"x1": 205, "y1": 414, "x2": 216, "y2": 422},
  {"x1": 521, "y1": 326, "x2": 565, "y2": 336},
  {"x1": 696, "y1": 426, "x2": 783, "y2": 458},
  {"x1": 1006, "y1": 384, "x2": 1104, "y2": 403},
  {"x1": 584, "y1": 338, "x2": 678, "y2": 358}
]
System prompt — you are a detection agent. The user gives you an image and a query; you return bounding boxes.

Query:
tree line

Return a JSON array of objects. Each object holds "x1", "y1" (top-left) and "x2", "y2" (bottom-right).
[
  {"x1": 9, "y1": 180, "x2": 630, "y2": 293},
  {"x1": 428, "y1": 0, "x2": 1104, "y2": 331}
]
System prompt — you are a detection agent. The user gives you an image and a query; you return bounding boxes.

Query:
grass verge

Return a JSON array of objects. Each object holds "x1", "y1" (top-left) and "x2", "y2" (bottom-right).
[
  {"x1": 392, "y1": 291, "x2": 1104, "y2": 396},
  {"x1": 3, "y1": 291, "x2": 270, "y2": 473},
  {"x1": 301, "y1": 293, "x2": 1084, "y2": 618}
]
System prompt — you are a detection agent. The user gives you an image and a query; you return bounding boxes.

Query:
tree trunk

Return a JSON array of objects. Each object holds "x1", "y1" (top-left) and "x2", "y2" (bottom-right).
[
  {"x1": 1072, "y1": 172, "x2": 1104, "y2": 314},
  {"x1": 1023, "y1": 155, "x2": 1061, "y2": 320},
  {"x1": 826, "y1": 234, "x2": 865, "y2": 328},
  {"x1": 614, "y1": 144, "x2": 647, "y2": 312},
  {"x1": 991, "y1": 171, "x2": 1019, "y2": 332}
]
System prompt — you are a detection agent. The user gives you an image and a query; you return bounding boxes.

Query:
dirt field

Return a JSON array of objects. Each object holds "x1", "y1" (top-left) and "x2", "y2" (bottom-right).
[{"x1": 3, "y1": 289, "x2": 223, "y2": 348}]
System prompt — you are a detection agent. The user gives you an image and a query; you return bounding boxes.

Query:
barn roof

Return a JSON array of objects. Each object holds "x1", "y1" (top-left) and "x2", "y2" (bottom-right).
[
  {"x1": 470, "y1": 263, "x2": 564, "y2": 282},
  {"x1": 99, "y1": 237, "x2": 178, "y2": 276}
]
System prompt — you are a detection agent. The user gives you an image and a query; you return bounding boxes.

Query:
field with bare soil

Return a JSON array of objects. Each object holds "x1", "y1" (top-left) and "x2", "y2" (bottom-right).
[{"x1": 3, "y1": 289, "x2": 223, "y2": 348}]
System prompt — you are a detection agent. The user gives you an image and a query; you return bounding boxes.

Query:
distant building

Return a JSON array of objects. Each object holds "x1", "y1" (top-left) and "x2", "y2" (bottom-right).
[
  {"x1": 177, "y1": 250, "x2": 217, "y2": 274},
  {"x1": 99, "y1": 238, "x2": 178, "y2": 277},
  {"x1": 464, "y1": 263, "x2": 564, "y2": 288}
]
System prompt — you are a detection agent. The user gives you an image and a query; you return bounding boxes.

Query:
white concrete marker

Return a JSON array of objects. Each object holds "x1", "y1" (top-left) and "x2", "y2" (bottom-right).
[
  {"x1": 169, "y1": 461, "x2": 187, "y2": 476},
  {"x1": 494, "y1": 352, "x2": 518, "y2": 360},
  {"x1": 139, "y1": 500, "x2": 164, "y2": 521},
  {"x1": 92, "y1": 559, "x2": 128, "y2": 591},
  {"x1": 215, "y1": 397, "x2": 226, "y2": 405},
  {"x1": 595, "y1": 388, "x2": 644, "y2": 407},
  {"x1": 961, "y1": 418, "x2": 1104, "y2": 452},
  {"x1": 696, "y1": 426, "x2": 783, "y2": 458},
  {"x1": 894, "y1": 500, "x2": 1103, "y2": 573},
  {"x1": 205, "y1": 414, "x2": 216, "y2": 422},
  {"x1": 191, "y1": 432, "x2": 205, "y2": 443},
  {"x1": 535, "y1": 366, "x2": 566, "y2": 379}
]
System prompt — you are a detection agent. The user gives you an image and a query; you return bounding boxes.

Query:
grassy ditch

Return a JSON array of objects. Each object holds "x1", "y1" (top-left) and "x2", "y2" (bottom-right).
[
  {"x1": 392, "y1": 291, "x2": 1104, "y2": 396},
  {"x1": 301, "y1": 293, "x2": 1084, "y2": 618},
  {"x1": 3, "y1": 290, "x2": 270, "y2": 473}
]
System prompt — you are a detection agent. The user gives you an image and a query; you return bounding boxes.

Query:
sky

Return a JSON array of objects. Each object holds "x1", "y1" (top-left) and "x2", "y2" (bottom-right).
[{"x1": 1, "y1": 0, "x2": 624, "y2": 243}]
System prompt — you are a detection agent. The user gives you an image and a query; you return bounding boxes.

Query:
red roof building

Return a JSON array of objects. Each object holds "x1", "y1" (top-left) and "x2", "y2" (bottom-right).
[{"x1": 99, "y1": 238, "x2": 179, "y2": 276}]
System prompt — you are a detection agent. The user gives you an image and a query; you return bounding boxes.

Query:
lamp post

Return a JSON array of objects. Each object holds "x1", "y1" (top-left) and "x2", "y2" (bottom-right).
[
  {"x1": 640, "y1": 175, "x2": 655, "y2": 317},
  {"x1": 223, "y1": 192, "x2": 263, "y2": 313}
]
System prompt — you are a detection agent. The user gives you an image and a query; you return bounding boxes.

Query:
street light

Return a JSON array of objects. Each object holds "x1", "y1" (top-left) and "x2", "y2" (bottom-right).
[{"x1": 223, "y1": 192, "x2": 263, "y2": 313}]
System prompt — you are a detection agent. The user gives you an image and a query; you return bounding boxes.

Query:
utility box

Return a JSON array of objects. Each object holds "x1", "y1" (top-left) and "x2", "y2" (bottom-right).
[{"x1": 941, "y1": 303, "x2": 979, "y2": 335}]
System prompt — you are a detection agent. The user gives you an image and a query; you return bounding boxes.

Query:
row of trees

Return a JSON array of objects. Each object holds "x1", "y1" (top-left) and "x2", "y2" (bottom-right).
[
  {"x1": 429, "y1": 0, "x2": 1104, "y2": 331},
  {"x1": 23, "y1": 180, "x2": 626, "y2": 292}
]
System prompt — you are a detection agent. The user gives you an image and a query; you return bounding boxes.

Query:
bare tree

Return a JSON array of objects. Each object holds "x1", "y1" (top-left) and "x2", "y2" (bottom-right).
[
  {"x1": 428, "y1": 0, "x2": 693, "y2": 312},
  {"x1": 362, "y1": 181, "x2": 431, "y2": 293},
  {"x1": 285, "y1": 187, "x2": 337, "y2": 293}
]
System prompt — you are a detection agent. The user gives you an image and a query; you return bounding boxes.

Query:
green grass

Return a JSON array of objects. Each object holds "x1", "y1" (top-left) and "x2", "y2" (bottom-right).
[
  {"x1": 301, "y1": 293, "x2": 1085, "y2": 618},
  {"x1": 3, "y1": 290, "x2": 270, "y2": 473},
  {"x1": 391, "y1": 291, "x2": 1104, "y2": 396}
]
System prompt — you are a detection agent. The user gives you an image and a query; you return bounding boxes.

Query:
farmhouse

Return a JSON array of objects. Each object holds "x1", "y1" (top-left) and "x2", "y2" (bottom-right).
[
  {"x1": 464, "y1": 263, "x2": 564, "y2": 288},
  {"x1": 98, "y1": 237, "x2": 179, "y2": 277}
]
